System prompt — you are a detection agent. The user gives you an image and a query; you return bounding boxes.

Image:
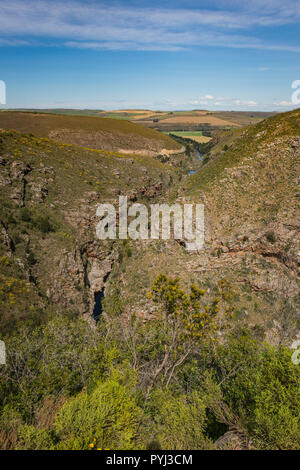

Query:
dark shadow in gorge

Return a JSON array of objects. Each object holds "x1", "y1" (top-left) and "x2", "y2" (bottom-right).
[{"x1": 92, "y1": 289, "x2": 104, "y2": 321}]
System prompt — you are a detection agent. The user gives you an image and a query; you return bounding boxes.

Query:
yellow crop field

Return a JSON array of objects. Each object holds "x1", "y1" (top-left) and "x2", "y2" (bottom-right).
[
  {"x1": 161, "y1": 115, "x2": 240, "y2": 126},
  {"x1": 187, "y1": 135, "x2": 212, "y2": 143}
]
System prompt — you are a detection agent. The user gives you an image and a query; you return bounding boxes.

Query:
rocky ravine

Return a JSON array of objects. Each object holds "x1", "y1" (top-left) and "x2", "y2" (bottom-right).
[
  {"x1": 0, "y1": 129, "x2": 180, "y2": 331},
  {"x1": 0, "y1": 110, "x2": 299, "y2": 345}
]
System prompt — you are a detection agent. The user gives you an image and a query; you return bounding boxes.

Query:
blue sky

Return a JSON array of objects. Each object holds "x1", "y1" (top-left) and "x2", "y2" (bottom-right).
[{"x1": 0, "y1": 0, "x2": 300, "y2": 110}]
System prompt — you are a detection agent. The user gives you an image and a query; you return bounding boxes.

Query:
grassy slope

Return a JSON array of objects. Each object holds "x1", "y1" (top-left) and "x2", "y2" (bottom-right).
[
  {"x1": 212, "y1": 111, "x2": 277, "y2": 126},
  {"x1": 3, "y1": 109, "x2": 276, "y2": 126},
  {"x1": 104, "y1": 110, "x2": 300, "y2": 342},
  {"x1": 186, "y1": 108, "x2": 300, "y2": 194},
  {"x1": 178, "y1": 109, "x2": 300, "y2": 332},
  {"x1": 0, "y1": 112, "x2": 181, "y2": 152}
]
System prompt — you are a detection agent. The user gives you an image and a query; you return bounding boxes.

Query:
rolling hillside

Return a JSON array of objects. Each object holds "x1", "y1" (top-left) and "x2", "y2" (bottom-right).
[{"x1": 0, "y1": 112, "x2": 182, "y2": 156}]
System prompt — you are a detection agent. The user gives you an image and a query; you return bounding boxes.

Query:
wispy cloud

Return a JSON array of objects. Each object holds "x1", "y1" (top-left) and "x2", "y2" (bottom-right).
[
  {"x1": 0, "y1": 0, "x2": 299, "y2": 52},
  {"x1": 65, "y1": 41, "x2": 186, "y2": 52},
  {"x1": 0, "y1": 37, "x2": 30, "y2": 46},
  {"x1": 273, "y1": 100, "x2": 293, "y2": 106},
  {"x1": 189, "y1": 95, "x2": 259, "y2": 108}
]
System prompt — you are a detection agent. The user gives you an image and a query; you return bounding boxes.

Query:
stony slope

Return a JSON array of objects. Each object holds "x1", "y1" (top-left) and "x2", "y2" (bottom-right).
[
  {"x1": 0, "y1": 129, "x2": 180, "y2": 333},
  {"x1": 103, "y1": 109, "x2": 300, "y2": 345}
]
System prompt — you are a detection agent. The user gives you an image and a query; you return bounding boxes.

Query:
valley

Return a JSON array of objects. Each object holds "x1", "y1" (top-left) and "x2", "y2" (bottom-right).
[{"x1": 0, "y1": 108, "x2": 299, "y2": 451}]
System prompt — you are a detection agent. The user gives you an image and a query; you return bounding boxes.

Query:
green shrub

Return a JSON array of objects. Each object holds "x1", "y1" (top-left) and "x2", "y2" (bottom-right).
[
  {"x1": 16, "y1": 425, "x2": 54, "y2": 450},
  {"x1": 265, "y1": 231, "x2": 276, "y2": 244},
  {"x1": 33, "y1": 215, "x2": 54, "y2": 233},
  {"x1": 54, "y1": 370, "x2": 141, "y2": 450},
  {"x1": 20, "y1": 207, "x2": 31, "y2": 222},
  {"x1": 202, "y1": 336, "x2": 300, "y2": 449},
  {"x1": 146, "y1": 389, "x2": 212, "y2": 450}
]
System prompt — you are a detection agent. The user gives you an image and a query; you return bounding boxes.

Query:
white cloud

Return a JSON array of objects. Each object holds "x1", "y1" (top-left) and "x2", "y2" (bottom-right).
[
  {"x1": 65, "y1": 41, "x2": 185, "y2": 52},
  {"x1": 0, "y1": 1, "x2": 299, "y2": 52},
  {"x1": 188, "y1": 96, "x2": 259, "y2": 108},
  {"x1": 233, "y1": 99, "x2": 257, "y2": 106},
  {"x1": 273, "y1": 100, "x2": 293, "y2": 106},
  {"x1": 0, "y1": 38, "x2": 30, "y2": 46}
]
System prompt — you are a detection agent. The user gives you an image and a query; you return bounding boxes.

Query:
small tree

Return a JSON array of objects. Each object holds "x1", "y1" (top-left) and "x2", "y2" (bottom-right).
[{"x1": 123, "y1": 275, "x2": 233, "y2": 398}]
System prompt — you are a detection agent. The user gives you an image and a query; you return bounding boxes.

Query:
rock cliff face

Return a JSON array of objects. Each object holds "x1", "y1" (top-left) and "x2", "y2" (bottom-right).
[
  {"x1": 0, "y1": 109, "x2": 299, "y2": 344},
  {"x1": 0, "y1": 128, "x2": 179, "y2": 332}
]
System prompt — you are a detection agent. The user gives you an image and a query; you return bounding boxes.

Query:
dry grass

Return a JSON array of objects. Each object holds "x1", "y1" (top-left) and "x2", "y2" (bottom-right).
[
  {"x1": 108, "y1": 109, "x2": 150, "y2": 114},
  {"x1": 190, "y1": 111, "x2": 208, "y2": 115},
  {"x1": 0, "y1": 111, "x2": 181, "y2": 152},
  {"x1": 161, "y1": 115, "x2": 240, "y2": 126},
  {"x1": 132, "y1": 112, "x2": 168, "y2": 120},
  {"x1": 187, "y1": 136, "x2": 212, "y2": 143},
  {"x1": 101, "y1": 110, "x2": 169, "y2": 120}
]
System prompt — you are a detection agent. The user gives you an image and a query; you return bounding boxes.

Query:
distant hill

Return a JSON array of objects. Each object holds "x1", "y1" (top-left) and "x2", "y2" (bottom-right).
[{"x1": 0, "y1": 111, "x2": 182, "y2": 156}]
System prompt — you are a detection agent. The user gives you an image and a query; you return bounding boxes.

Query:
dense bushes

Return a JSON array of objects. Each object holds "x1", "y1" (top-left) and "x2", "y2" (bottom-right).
[
  {"x1": 0, "y1": 277, "x2": 299, "y2": 450},
  {"x1": 198, "y1": 336, "x2": 300, "y2": 449},
  {"x1": 145, "y1": 389, "x2": 212, "y2": 450},
  {"x1": 54, "y1": 369, "x2": 141, "y2": 450},
  {"x1": 0, "y1": 316, "x2": 106, "y2": 420}
]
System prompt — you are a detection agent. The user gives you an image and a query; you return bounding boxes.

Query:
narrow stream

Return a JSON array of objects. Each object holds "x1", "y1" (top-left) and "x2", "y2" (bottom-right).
[
  {"x1": 189, "y1": 150, "x2": 202, "y2": 175},
  {"x1": 92, "y1": 150, "x2": 201, "y2": 320}
]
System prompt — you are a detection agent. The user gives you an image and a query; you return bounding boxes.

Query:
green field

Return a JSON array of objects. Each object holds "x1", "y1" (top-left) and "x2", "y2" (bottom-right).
[{"x1": 164, "y1": 131, "x2": 203, "y2": 136}]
